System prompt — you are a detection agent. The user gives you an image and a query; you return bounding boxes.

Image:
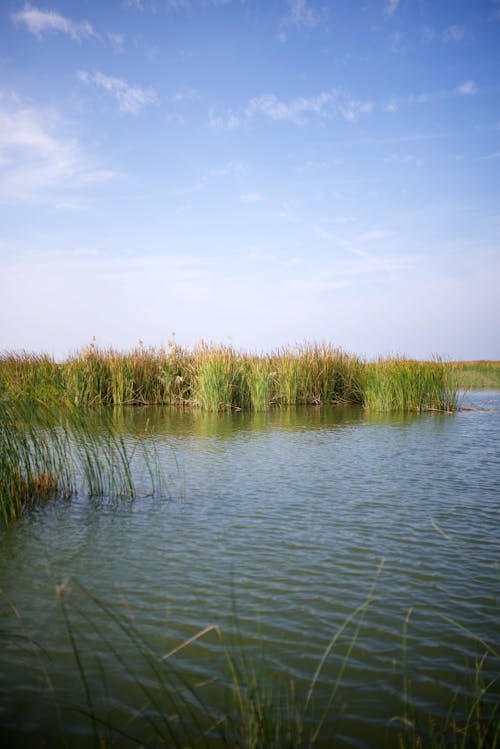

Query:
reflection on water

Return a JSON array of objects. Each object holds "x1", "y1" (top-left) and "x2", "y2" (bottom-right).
[{"x1": 0, "y1": 392, "x2": 498, "y2": 748}]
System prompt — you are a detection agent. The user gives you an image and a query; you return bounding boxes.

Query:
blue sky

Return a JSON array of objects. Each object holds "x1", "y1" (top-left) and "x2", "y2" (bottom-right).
[{"x1": 1, "y1": 0, "x2": 499, "y2": 359}]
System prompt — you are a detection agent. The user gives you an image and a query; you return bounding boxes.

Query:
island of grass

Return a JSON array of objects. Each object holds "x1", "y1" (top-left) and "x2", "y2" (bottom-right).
[{"x1": 1, "y1": 341, "x2": 489, "y2": 412}]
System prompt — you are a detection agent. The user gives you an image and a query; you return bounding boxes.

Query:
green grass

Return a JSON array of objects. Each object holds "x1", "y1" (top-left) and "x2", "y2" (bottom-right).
[
  {"x1": 453, "y1": 361, "x2": 500, "y2": 391},
  {"x1": 0, "y1": 342, "x2": 468, "y2": 413},
  {"x1": 364, "y1": 357, "x2": 459, "y2": 413},
  {"x1": 0, "y1": 398, "x2": 164, "y2": 526}
]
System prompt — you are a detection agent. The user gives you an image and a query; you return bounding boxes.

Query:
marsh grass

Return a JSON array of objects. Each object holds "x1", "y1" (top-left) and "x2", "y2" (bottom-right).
[
  {"x1": 364, "y1": 357, "x2": 459, "y2": 413},
  {"x1": 453, "y1": 361, "x2": 500, "y2": 391},
  {"x1": 1, "y1": 343, "x2": 462, "y2": 413},
  {"x1": 0, "y1": 399, "x2": 164, "y2": 525}
]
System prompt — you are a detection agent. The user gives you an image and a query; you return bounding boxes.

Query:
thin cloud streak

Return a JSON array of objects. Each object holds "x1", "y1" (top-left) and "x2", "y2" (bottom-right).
[
  {"x1": 11, "y1": 3, "x2": 96, "y2": 41},
  {"x1": 0, "y1": 103, "x2": 115, "y2": 203},
  {"x1": 77, "y1": 70, "x2": 158, "y2": 113}
]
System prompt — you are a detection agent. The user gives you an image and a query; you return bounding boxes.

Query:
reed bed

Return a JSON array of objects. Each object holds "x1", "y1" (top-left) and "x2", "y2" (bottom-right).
[
  {"x1": 452, "y1": 360, "x2": 500, "y2": 390},
  {"x1": 0, "y1": 343, "x2": 463, "y2": 413},
  {"x1": 364, "y1": 357, "x2": 459, "y2": 413},
  {"x1": 0, "y1": 399, "x2": 163, "y2": 525}
]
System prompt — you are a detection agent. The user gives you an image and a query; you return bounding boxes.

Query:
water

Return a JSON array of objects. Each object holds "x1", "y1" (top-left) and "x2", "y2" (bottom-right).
[{"x1": 0, "y1": 392, "x2": 499, "y2": 747}]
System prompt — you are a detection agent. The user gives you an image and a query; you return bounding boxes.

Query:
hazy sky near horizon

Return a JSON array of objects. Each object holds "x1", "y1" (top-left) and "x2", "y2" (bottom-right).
[{"x1": 1, "y1": 0, "x2": 499, "y2": 359}]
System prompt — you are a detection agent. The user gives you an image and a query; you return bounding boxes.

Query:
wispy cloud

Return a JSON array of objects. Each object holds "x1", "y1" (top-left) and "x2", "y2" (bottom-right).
[
  {"x1": 405, "y1": 80, "x2": 478, "y2": 107},
  {"x1": 476, "y1": 151, "x2": 500, "y2": 161},
  {"x1": 457, "y1": 80, "x2": 477, "y2": 95},
  {"x1": 388, "y1": 31, "x2": 407, "y2": 53},
  {"x1": 11, "y1": 3, "x2": 96, "y2": 41},
  {"x1": 215, "y1": 160, "x2": 247, "y2": 176},
  {"x1": 108, "y1": 32, "x2": 125, "y2": 53},
  {"x1": 420, "y1": 26, "x2": 435, "y2": 44},
  {"x1": 208, "y1": 108, "x2": 240, "y2": 130},
  {"x1": 442, "y1": 25, "x2": 467, "y2": 43},
  {"x1": 278, "y1": 0, "x2": 325, "y2": 42},
  {"x1": 245, "y1": 89, "x2": 373, "y2": 124},
  {"x1": 383, "y1": 153, "x2": 423, "y2": 167},
  {"x1": 240, "y1": 192, "x2": 265, "y2": 204},
  {"x1": 173, "y1": 88, "x2": 201, "y2": 103},
  {"x1": 0, "y1": 102, "x2": 115, "y2": 204},
  {"x1": 77, "y1": 71, "x2": 158, "y2": 114},
  {"x1": 384, "y1": 0, "x2": 400, "y2": 18},
  {"x1": 281, "y1": 0, "x2": 324, "y2": 28}
]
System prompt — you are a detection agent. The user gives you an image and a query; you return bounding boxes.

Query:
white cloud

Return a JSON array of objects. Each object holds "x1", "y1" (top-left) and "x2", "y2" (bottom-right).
[
  {"x1": 477, "y1": 151, "x2": 500, "y2": 161},
  {"x1": 281, "y1": 0, "x2": 324, "y2": 29},
  {"x1": 457, "y1": 80, "x2": 477, "y2": 95},
  {"x1": 108, "y1": 32, "x2": 125, "y2": 53},
  {"x1": 442, "y1": 25, "x2": 466, "y2": 43},
  {"x1": 215, "y1": 160, "x2": 247, "y2": 176},
  {"x1": 384, "y1": 0, "x2": 400, "y2": 17},
  {"x1": 408, "y1": 92, "x2": 430, "y2": 105},
  {"x1": 421, "y1": 26, "x2": 435, "y2": 44},
  {"x1": 339, "y1": 97, "x2": 373, "y2": 121},
  {"x1": 77, "y1": 70, "x2": 158, "y2": 114},
  {"x1": 245, "y1": 90, "x2": 373, "y2": 124},
  {"x1": 388, "y1": 30, "x2": 407, "y2": 53},
  {"x1": 240, "y1": 192, "x2": 265, "y2": 203},
  {"x1": 406, "y1": 80, "x2": 478, "y2": 107},
  {"x1": 208, "y1": 108, "x2": 240, "y2": 130},
  {"x1": 173, "y1": 88, "x2": 200, "y2": 103},
  {"x1": 383, "y1": 153, "x2": 422, "y2": 166},
  {"x1": 0, "y1": 103, "x2": 115, "y2": 203},
  {"x1": 11, "y1": 3, "x2": 96, "y2": 41}
]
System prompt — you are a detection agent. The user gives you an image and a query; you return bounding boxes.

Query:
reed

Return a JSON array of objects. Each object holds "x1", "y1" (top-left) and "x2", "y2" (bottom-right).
[
  {"x1": 364, "y1": 357, "x2": 459, "y2": 413},
  {"x1": 0, "y1": 344, "x2": 466, "y2": 413},
  {"x1": 191, "y1": 343, "x2": 240, "y2": 411},
  {"x1": 0, "y1": 399, "x2": 163, "y2": 525},
  {"x1": 35, "y1": 569, "x2": 499, "y2": 749},
  {"x1": 453, "y1": 360, "x2": 500, "y2": 391},
  {"x1": 51, "y1": 573, "x2": 381, "y2": 749}
]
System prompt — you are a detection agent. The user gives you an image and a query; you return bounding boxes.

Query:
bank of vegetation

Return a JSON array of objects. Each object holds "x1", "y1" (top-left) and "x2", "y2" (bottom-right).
[
  {"x1": 453, "y1": 360, "x2": 500, "y2": 390},
  {"x1": 0, "y1": 342, "x2": 462, "y2": 413}
]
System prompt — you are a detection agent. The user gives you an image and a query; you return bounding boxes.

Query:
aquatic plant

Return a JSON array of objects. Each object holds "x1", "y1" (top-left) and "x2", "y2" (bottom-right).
[
  {"x1": 0, "y1": 399, "x2": 163, "y2": 525},
  {"x1": 17, "y1": 564, "x2": 497, "y2": 748},
  {"x1": 0, "y1": 343, "x2": 464, "y2": 413},
  {"x1": 364, "y1": 357, "x2": 459, "y2": 413},
  {"x1": 453, "y1": 360, "x2": 500, "y2": 391}
]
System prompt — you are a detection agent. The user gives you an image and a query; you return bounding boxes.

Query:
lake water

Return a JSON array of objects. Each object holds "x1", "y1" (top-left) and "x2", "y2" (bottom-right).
[{"x1": 0, "y1": 391, "x2": 499, "y2": 747}]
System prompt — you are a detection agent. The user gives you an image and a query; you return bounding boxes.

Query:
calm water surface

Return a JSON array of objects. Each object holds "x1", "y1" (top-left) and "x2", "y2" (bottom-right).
[{"x1": 0, "y1": 391, "x2": 499, "y2": 747}]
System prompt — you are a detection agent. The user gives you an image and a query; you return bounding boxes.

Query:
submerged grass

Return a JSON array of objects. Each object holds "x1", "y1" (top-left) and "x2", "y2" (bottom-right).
[{"x1": 0, "y1": 342, "x2": 465, "y2": 413}]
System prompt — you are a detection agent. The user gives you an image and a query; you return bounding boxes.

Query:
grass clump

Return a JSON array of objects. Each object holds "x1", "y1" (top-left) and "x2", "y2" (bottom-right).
[
  {"x1": 0, "y1": 399, "x2": 163, "y2": 526},
  {"x1": 364, "y1": 357, "x2": 459, "y2": 413}
]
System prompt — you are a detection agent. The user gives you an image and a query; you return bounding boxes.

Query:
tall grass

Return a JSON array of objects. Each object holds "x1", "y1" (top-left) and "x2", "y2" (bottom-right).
[
  {"x1": 0, "y1": 343, "x2": 462, "y2": 413},
  {"x1": 364, "y1": 357, "x2": 459, "y2": 413},
  {"x1": 0, "y1": 399, "x2": 163, "y2": 525},
  {"x1": 452, "y1": 360, "x2": 500, "y2": 390}
]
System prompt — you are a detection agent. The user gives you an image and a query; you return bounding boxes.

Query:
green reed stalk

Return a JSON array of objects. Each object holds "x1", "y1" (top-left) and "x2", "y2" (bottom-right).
[
  {"x1": 1, "y1": 344, "x2": 463, "y2": 412},
  {"x1": 0, "y1": 399, "x2": 164, "y2": 525}
]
